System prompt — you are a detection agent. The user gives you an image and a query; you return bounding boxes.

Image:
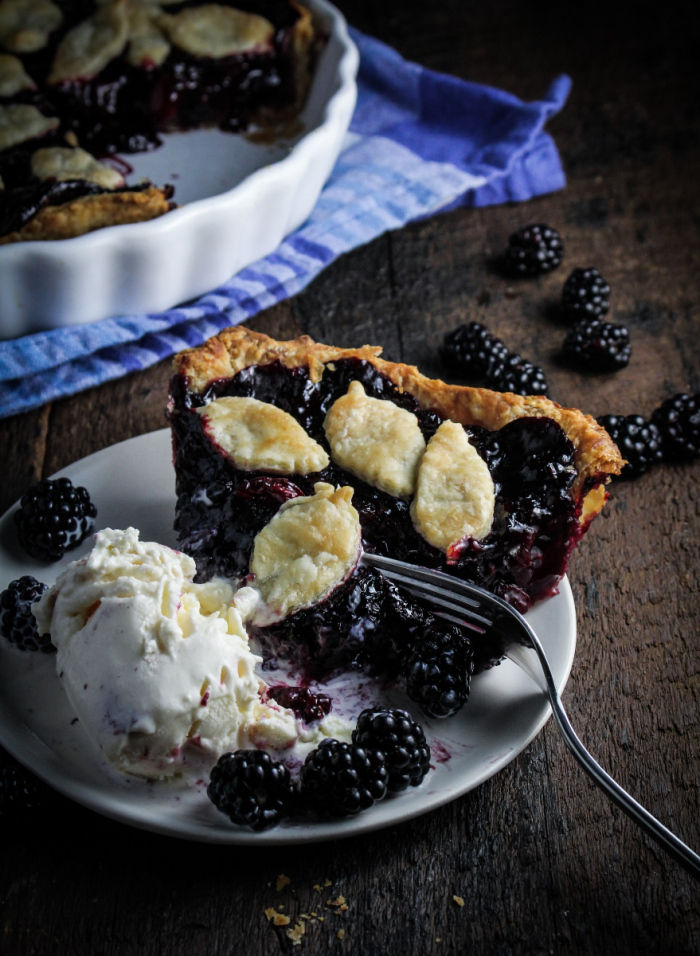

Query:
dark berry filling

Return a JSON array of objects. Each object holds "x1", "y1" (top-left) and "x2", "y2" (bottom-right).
[
  {"x1": 169, "y1": 358, "x2": 588, "y2": 678},
  {"x1": 254, "y1": 567, "x2": 433, "y2": 681},
  {"x1": 175, "y1": 474, "x2": 304, "y2": 581},
  {"x1": 10, "y1": 0, "x2": 305, "y2": 156},
  {"x1": 266, "y1": 686, "x2": 332, "y2": 724}
]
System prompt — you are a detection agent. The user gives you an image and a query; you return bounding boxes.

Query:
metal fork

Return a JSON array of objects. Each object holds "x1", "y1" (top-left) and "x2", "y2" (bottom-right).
[{"x1": 361, "y1": 552, "x2": 700, "y2": 880}]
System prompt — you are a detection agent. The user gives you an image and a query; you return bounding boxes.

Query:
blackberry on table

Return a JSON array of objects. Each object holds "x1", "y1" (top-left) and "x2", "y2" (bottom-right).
[
  {"x1": 441, "y1": 322, "x2": 509, "y2": 379},
  {"x1": 561, "y1": 268, "x2": 611, "y2": 320},
  {"x1": 651, "y1": 393, "x2": 700, "y2": 462},
  {"x1": 15, "y1": 477, "x2": 96, "y2": 562},
  {"x1": 0, "y1": 764, "x2": 48, "y2": 818},
  {"x1": 299, "y1": 739, "x2": 388, "y2": 817},
  {"x1": 353, "y1": 708, "x2": 431, "y2": 792},
  {"x1": 503, "y1": 223, "x2": 564, "y2": 277},
  {"x1": 207, "y1": 750, "x2": 295, "y2": 830},
  {"x1": 500, "y1": 356, "x2": 549, "y2": 396},
  {"x1": 562, "y1": 318, "x2": 631, "y2": 372},
  {"x1": 0, "y1": 576, "x2": 53, "y2": 653},
  {"x1": 404, "y1": 624, "x2": 475, "y2": 719},
  {"x1": 597, "y1": 414, "x2": 663, "y2": 479},
  {"x1": 440, "y1": 321, "x2": 549, "y2": 397}
]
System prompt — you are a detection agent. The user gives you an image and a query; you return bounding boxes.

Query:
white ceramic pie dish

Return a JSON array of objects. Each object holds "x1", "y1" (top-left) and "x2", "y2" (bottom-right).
[{"x1": 0, "y1": 0, "x2": 358, "y2": 339}]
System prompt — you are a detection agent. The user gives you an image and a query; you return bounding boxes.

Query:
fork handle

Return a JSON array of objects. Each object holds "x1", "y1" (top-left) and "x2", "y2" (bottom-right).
[{"x1": 528, "y1": 642, "x2": 700, "y2": 880}]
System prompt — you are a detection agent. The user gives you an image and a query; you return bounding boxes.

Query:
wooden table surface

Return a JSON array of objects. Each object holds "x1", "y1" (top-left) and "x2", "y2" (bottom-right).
[{"x1": 1, "y1": 2, "x2": 699, "y2": 954}]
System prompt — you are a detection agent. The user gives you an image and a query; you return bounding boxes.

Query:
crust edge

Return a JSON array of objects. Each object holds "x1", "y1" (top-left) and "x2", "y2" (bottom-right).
[
  {"x1": 172, "y1": 325, "x2": 624, "y2": 515},
  {"x1": 0, "y1": 185, "x2": 174, "y2": 244}
]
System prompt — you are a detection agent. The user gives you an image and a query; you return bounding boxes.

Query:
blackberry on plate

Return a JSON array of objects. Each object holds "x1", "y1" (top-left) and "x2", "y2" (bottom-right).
[
  {"x1": 404, "y1": 624, "x2": 475, "y2": 719},
  {"x1": 503, "y1": 223, "x2": 563, "y2": 277},
  {"x1": 561, "y1": 268, "x2": 611, "y2": 320},
  {"x1": 440, "y1": 322, "x2": 548, "y2": 397},
  {"x1": 353, "y1": 708, "x2": 431, "y2": 792},
  {"x1": 15, "y1": 477, "x2": 97, "y2": 562},
  {"x1": 0, "y1": 576, "x2": 53, "y2": 653},
  {"x1": 597, "y1": 414, "x2": 663, "y2": 479},
  {"x1": 562, "y1": 318, "x2": 631, "y2": 372},
  {"x1": 207, "y1": 750, "x2": 295, "y2": 831},
  {"x1": 651, "y1": 393, "x2": 700, "y2": 462},
  {"x1": 0, "y1": 764, "x2": 47, "y2": 818},
  {"x1": 299, "y1": 739, "x2": 388, "y2": 817}
]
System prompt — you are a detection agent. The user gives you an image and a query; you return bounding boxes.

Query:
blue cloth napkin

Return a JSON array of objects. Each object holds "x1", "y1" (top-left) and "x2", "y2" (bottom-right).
[{"x1": 0, "y1": 30, "x2": 570, "y2": 419}]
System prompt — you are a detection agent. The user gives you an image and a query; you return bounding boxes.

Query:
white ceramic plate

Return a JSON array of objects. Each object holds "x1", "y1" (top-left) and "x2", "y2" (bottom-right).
[
  {"x1": 0, "y1": 0, "x2": 359, "y2": 338},
  {"x1": 0, "y1": 430, "x2": 576, "y2": 844}
]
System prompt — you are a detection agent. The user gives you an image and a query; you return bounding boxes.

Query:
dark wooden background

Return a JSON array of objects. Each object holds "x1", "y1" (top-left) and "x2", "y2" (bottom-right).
[{"x1": 1, "y1": 1, "x2": 699, "y2": 953}]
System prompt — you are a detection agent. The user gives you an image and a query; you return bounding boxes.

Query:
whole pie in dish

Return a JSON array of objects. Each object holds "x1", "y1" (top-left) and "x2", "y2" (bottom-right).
[
  {"x1": 167, "y1": 327, "x2": 623, "y2": 682},
  {"x1": 0, "y1": 0, "x2": 317, "y2": 242}
]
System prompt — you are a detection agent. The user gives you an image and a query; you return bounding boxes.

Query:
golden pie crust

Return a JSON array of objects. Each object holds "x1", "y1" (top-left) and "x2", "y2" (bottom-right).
[
  {"x1": 172, "y1": 325, "x2": 624, "y2": 521},
  {"x1": 250, "y1": 481, "x2": 361, "y2": 618},
  {"x1": 324, "y1": 380, "x2": 427, "y2": 498},
  {"x1": 0, "y1": 184, "x2": 173, "y2": 243},
  {"x1": 196, "y1": 395, "x2": 329, "y2": 475}
]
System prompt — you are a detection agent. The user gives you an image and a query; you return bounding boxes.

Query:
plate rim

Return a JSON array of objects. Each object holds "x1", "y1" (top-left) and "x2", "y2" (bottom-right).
[{"x1": 0, "y1": 428, "x2": 577, "y2": 845}]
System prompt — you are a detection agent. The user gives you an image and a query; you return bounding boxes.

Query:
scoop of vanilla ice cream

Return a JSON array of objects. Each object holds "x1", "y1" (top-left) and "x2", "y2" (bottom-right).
[{"x1": 34, "y1": 528, "x2": 298, "y2": 778}]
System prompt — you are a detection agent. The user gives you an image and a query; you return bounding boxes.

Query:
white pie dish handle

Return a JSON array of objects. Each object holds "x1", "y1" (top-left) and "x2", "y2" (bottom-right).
[{"x1": 0, "y1": 0, "x2": 359, "y2": 339}]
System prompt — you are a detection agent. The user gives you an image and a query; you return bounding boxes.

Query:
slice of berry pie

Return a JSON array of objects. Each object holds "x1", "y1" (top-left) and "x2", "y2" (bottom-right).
[{"x1": 168, "y1": 326, "x2": 622, "y2": 688}]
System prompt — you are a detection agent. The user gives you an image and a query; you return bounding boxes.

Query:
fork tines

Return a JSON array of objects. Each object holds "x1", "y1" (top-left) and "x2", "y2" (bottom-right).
[{"x1": 360, "y1": 553, "x2": 492, "y2": 632}]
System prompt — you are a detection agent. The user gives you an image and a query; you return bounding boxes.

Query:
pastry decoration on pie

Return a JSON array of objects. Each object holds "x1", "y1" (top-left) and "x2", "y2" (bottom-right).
[
  {"x1": 0, "y1": 0, "x2": 318, "y2": 242},
  {"x1": 167, "y1": 326, "x2": 623, "y2": 679}
]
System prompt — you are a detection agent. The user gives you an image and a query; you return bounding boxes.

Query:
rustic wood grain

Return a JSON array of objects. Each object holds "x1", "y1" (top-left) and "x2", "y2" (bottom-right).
[{"x1": 1, "y1": 1, "x2": 699, "y2": 954}]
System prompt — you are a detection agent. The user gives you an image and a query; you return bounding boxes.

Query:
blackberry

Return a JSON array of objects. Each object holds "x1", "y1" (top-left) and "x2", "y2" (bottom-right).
[
  {"x1": 562, "y1": 318, "x2": 631, "y2": 372},
  {"x1": 503, "y1": 223, "x2": 563, "y2": 276},
  {"x1": 499, "y1": 356, "x2": 549, "y2": 396},
  {"x1": 404, "y1": 625, "x2": 475, "y2": 719},
  {"x1": 353, "y1": 708, "x2": 431, "y2": 792},
  {"x1": 207, "y1": 750, "x2": 295, "y2": 830},
  {"x1": 440, "y1": 322, "x2": 548, "y2": 397},
  {"x1": 299, "y1": 739, "x2": 388, "y2": 817},
  {"x1": 441, "y1": 322, "x2": 509, "y2": 378},
  {"x1": 561, "y1": 268, "x2": 611, "y2": 320},
  {"x1": 15, "y1": 477, "x2": 97, "y2": 561},
  {"x1": 651, "y1": 393, "x2": 700, "y2": 462},
  {"x1": 0, "y1": 764, "x2": 47, "y2": 818},
  {"x1": 0, "y1": 576, "x2": 54, "y2": 653},
  {"x1": 597, "y1": 414, "x2": 663, "y2": 479}
]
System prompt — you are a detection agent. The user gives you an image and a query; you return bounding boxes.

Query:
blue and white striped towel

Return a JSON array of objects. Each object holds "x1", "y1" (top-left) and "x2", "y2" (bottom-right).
[{"x1": 0, "y1": 30, "x2": 570, "y2": 419}]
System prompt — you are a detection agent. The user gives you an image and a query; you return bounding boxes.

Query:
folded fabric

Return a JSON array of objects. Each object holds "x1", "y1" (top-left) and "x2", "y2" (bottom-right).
[{"x1": 0, "y1": 29, "x2": 570, "y2": 419}]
